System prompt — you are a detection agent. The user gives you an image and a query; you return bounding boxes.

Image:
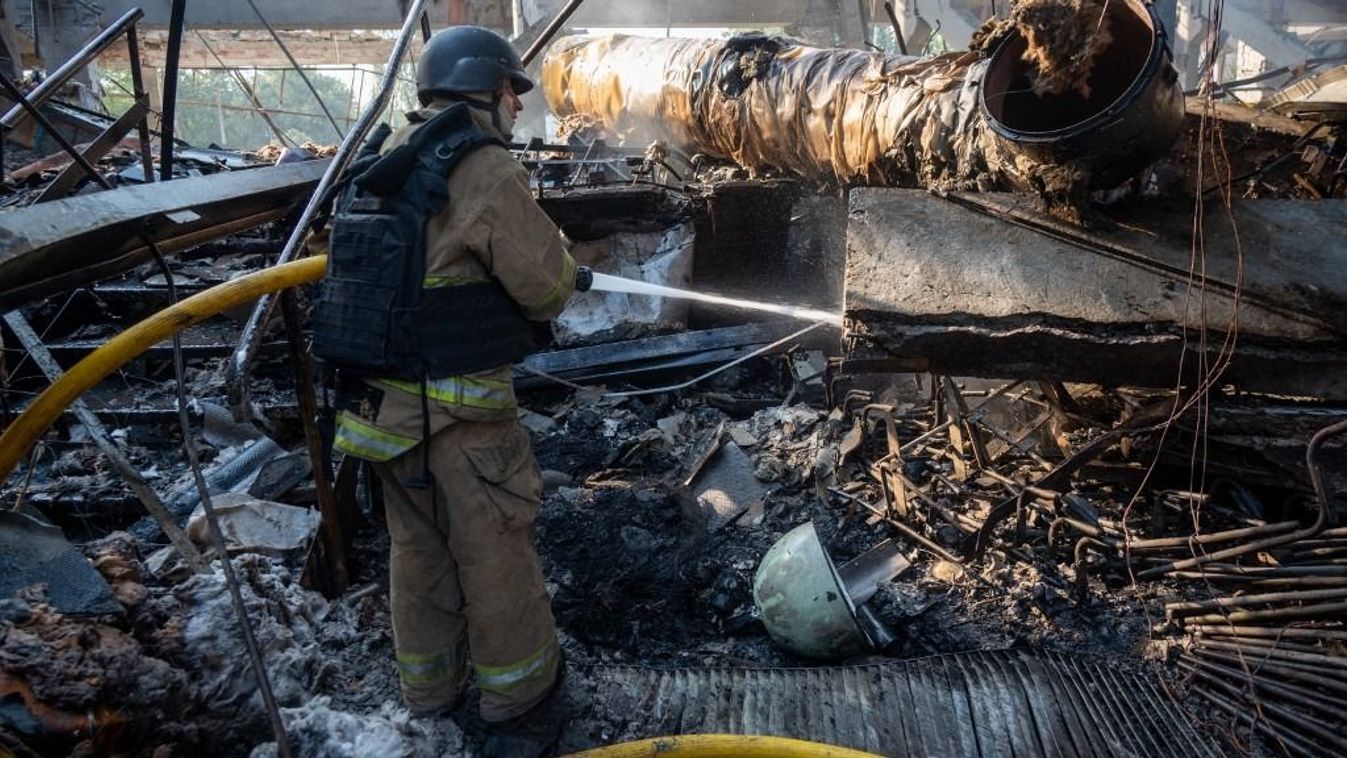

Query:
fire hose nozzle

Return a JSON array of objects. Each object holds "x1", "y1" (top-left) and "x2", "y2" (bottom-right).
[{"x1": 575, "y1": 266, "x2": 594, "y2": 292}]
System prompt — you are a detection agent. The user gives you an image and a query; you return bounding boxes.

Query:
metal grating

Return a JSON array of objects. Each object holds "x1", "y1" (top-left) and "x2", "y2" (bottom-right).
[{"x1": 584, "y1": 649, "x2": 1215, "y2": 757}]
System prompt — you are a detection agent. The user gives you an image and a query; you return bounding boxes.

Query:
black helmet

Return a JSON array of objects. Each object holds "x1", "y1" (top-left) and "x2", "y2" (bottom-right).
[{"x1": 417, "y1": 26, "x2": 533, "y2": 106}]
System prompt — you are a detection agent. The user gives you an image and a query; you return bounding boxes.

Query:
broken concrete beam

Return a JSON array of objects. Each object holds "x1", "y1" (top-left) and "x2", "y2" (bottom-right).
[
  {"x1": 843, "y1": 189, "x2": 1347, "y2": 399},
  {"x1": 0, "y1": 159, "x2": 329, "y2": 311}
]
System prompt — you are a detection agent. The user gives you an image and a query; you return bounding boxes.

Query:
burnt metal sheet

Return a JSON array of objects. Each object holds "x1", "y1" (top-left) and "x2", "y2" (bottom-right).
[
  {"x1": 0, "y1": 159, "x2": 329, "y2": 311},
  {"x1": 515, "y1": 322, "x2": 838, "y2": 388},
  {"x1": 581, "y1": 649, "x2": 1215, "y2": 757},
  {"x1": 843, "y1": 189, "x2": 1347, "y2": 399}
]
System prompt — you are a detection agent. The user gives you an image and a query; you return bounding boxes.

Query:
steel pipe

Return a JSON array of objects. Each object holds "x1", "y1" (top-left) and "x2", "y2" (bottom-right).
[
  {"x1": 159, "y1": 0, "x2": 186, "y2": 180},
  {"x1": 521, "y1": 0, "x2": 585, "y2": 66},
  {"x1": 1189, "y1": 625, "x2": 1347, "y2": 640},
  {"x1": 1166, "y1": 588, "x2": 1347, "y2": 618},
  {"x1": 542, "y1": 0, "x2": 1182, "y2": 195},
  {"x1": 1183, "y1": 601, "x2": 1347, "y2": 626}
]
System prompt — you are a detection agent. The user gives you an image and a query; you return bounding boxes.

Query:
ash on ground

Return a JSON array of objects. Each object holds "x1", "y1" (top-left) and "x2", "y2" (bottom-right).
[{"x1": 1, "y1": 365, "x2": 1229, "y2": 756}]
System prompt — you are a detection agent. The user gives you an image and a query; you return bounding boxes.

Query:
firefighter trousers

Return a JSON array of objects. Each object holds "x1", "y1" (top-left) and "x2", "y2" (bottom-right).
[{"x1": 374, "y1": 417, "x2": 560, "y2": 722}]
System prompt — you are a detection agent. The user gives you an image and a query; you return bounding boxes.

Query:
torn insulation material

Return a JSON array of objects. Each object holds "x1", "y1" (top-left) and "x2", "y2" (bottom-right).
[
  {"x1": 1011, "y1": 0, "x2": 1115, "y2": 97},
  {"x1": 543, "y1": 33, "x2": 997, "y2": 191},
  {"x1": 542, "y1": 0, "x2": 1183, "y2": 207}
]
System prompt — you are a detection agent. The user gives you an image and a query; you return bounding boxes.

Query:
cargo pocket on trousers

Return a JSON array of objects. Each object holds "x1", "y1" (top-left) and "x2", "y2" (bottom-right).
[{"x1": 462, "y1": 426, "x2": 543, "y2": 530}]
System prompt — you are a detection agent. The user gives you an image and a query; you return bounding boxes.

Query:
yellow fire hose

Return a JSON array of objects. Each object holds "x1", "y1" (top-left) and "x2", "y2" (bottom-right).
[
  {"x1": 0, "y1": 256, "x2": 327, "y2": 481},
  {"x1": 560, "y1": 735, "x2": 883, "y2": 758}
]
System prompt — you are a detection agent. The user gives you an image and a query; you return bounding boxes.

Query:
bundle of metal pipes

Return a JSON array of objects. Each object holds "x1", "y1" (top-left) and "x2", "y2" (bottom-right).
[
  {"x1": 1149, "y1": 421, "x2": 1347, "y2": 756},
  {"x1": 1174, "y1": 570, "x2": 1347, "y2": 756}
]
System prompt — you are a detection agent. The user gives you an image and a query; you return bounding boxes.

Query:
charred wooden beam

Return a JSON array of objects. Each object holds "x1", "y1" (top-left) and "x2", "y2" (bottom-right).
[
  {"x1": 843, "y1": 188, "x2": 1347, "y2": 399},
  {"x1": 0, "y1": 159, "x2": 329, "y2": 311}
]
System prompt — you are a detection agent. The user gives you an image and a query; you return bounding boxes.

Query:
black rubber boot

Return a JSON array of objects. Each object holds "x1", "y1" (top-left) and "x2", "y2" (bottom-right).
[{"x1": 480, "y1": 658, "x2": 567, "y2": 758}]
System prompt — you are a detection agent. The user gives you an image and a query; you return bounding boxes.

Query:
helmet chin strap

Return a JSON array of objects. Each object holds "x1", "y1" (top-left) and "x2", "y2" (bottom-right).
[{"x1": 444, "y1": 91, "x2": 508, "y2": 137}]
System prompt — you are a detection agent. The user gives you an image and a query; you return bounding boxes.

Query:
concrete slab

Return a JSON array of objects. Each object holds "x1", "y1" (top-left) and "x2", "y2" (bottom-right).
[{"x1": 843, "y1": 189, "x2": 1347, "y2": 398}]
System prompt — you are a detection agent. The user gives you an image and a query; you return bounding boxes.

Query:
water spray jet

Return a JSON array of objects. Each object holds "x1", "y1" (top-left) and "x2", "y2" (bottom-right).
[{"x1": 587, "y1": 272, "x2": 843, "y2": 327}]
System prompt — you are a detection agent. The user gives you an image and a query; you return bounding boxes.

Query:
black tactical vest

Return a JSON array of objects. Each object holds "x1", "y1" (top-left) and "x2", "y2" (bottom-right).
[{"x1": 311, "y1": 104, "x2": 541, "y2": 380}]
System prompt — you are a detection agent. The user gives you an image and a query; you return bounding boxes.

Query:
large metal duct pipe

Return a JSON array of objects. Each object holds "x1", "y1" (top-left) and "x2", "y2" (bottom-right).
[
  {"x1": 541, "y1": 0, "x2": 1182, "y2": 199},
  {"x1": 981, "y1": 0, "x2": 1185, "y2": 192}
]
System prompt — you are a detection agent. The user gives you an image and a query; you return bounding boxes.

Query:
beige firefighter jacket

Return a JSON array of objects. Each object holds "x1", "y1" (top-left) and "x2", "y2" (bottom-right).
[{"x1": 334, "y1": 100, "x2": 576, "y2": 461}]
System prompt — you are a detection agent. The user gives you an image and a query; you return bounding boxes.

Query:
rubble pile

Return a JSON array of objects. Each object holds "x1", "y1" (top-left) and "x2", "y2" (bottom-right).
[
  {"x1": 0, "y1": 529, "x2": 425, "y2": 756},
  {"x1": 3, "y1": 305, "x2": 1345, "y2": 756}
]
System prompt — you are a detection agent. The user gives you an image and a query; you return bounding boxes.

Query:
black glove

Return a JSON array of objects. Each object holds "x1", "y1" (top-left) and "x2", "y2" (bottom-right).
[{"x1": 575, "y1": 266, "x2": 594, "y2": 292}]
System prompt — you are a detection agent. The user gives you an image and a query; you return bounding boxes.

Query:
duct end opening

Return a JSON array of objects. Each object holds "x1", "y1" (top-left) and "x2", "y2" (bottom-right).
[{"x1": 981, "y1": 0, "x2": 1161, "y2": 141}]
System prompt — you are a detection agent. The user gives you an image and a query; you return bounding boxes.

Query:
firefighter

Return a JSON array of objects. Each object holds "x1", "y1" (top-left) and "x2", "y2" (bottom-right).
[{"x1": 323, "y1": 25, "x2": 582, "y2": 757}]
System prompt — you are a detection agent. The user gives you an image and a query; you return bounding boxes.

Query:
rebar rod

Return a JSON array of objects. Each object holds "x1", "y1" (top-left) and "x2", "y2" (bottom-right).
[
  {"x1": 1189, "y1": 625, "x2": 1347, "y2": 640},
  {"x1": 1183, "y1": 661, "x2": 1347, "y2": 752},
  {"x1": 1201, "y1": 634, "x2": 1346, "y2": 657},
  {"x1": 195, "y1": 32, "x2": 295, "y2": 148},
  {"x1": 1180, "y1": 656, "x2": 1345, "y2": 722},
  {"x1": 1173, "y1": 565, "x2": 1347, "y2": 578},
  {"x1": 151, "y1": 247, "x2": 291, "y2": 758},
  {"x1": 1166, "y1": 588, "x2": 1347, "y2": 617},
  {"x1": 1183, "y1": 601, "x2": 1347, "y2": 625},
  {"x1": 2, "y1": 312, "x2": 205, "y2": 572},
  {"x1": 1128, "y1": 521, "x2": 1299, "y2": 551},
  {"x1": 1140, "y1": 417, "x2": 1347, "y2": 579},
  {"x1": 829, "y1": 487, "x2": 962, "y2": 564},
  {"x1": 245, "y1": 0, "x2": 342, "y2": 138},
  {"x1": 1283, "y1": 547, "x2": 1347, "y2": 562},
  {"x1": 1194, "y1": 649, "x2": 1347, "y2": 695},
  {"x1": 1241, "y1": 577, "x2": 1347, "y2": 590},
  {"x1": 1188, "y1": 683, "x2": 1323, "y2": 758},
  {"x1": 1195, "y1": 639, "x2": 1347, "y2": 670}
]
